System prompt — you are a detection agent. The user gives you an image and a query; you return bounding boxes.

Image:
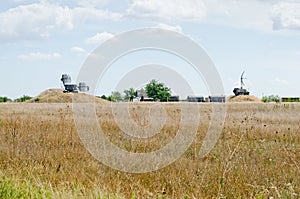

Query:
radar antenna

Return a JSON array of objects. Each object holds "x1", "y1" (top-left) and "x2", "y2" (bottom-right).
[{"x1": 240, "y1": 71, "x2": 246, "y2": 89}]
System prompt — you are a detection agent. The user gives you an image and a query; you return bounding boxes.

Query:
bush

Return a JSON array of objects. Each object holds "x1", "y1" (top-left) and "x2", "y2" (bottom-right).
[
  {"x1": 34, "y1": 98, "x2": 40, "y2": 102},
  {"x1": 99, "y1": 95, "x2": 107, "y2": 100},
  {"x1": 261, "y1": 95, "x2": 280, "y2": 103}
]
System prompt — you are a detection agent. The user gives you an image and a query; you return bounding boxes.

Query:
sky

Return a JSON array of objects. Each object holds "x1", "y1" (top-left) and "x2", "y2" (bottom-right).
[{"x1": 1, "y1": 0, "x2": 300, "y2": 99}]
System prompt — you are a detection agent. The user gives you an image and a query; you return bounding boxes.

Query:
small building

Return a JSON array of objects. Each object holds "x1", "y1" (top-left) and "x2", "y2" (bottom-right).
[{"x1": 187, "y1": 96, "x2": 205, "y2": 102}]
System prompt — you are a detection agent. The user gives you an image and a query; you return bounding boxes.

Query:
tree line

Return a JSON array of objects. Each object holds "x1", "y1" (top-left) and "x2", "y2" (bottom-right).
[
  {"x1": 0, "y1": 95, "x2": 33, "y2": 103},
  {"x1": 100, "y1": 79, "x2": 172, "y2": 102},
  {"x1": 1, "y1": 80, "x2": 286, "y2": 103}
]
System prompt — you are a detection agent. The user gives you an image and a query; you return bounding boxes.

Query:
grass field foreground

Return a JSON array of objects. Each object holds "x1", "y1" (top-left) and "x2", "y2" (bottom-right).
[{"x1": 0, "y1": 102, "x2": 299, "y2": 198}]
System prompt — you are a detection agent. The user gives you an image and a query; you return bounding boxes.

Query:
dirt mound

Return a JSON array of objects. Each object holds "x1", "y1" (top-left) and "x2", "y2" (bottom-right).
[
  {"x1": 227, "y1": 95, "x2": 261, "y2": 103},
  {"x1": 28, "y1": 89, "x2": 108, "y2": 103}
]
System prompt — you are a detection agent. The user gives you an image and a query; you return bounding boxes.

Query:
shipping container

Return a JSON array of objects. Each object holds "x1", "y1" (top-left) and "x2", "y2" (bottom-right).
[
  {"x1": 169, "y1": 96, "x2": 180, "y2": 102},
  {"x1": 208, "y1": 96, "x2": 226, "y2": 103},
  {"x1": 187, "y1": 96, "x2": 205, "y2": 102}
]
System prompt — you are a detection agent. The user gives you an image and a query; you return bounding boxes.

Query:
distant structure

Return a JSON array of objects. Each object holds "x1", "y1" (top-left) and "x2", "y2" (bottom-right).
[
  {"x1": 61, "y1": 74, "x2": 89, "y2": 93},
  {"x1": 187, "y1": 96, "x2": 205, "y2": 102},
  {"x1": 281, "y1": 97, "x2": 300, "y2": 102},
  {"x1": 140, "y1": 96, "x2": 154, "y2": 102},
  {"x1": 78, "y1": 82, "x2": 89, "y2": 92},
  {"x1": 169, "y1": 96, "x2": 180, "y2": 102},
  {"x1": 136, "y1": 88, "x2": 147, "y2": 99},
  {"x1": 233, "y1": 71, "x2": 250, "y2": 96},
  {"x1": 208, "y1": 96, "x2": 226, "y2": 103},
  {"x1": 61, "y1": 74, "x2": 71, "y2": 84},
  {"x1": 136, "y1": 88, "x2": 154, "y2": 101}
]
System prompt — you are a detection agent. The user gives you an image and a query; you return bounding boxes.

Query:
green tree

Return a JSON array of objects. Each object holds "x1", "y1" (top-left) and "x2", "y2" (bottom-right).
[
  {"x1": 145, "y1": 80, "x2": 171, "y2": 102},
  {"x1": 124, "y1": 88, "x2": 136, "y2": 102},
  {"x1": 0, "y1": 97, "x2": 11, "y2": 103},
  {"x1": 107, "y1": 91, "x2": 123, "y2": 102},
  {"x1": 15, "y1": 95, "x2": 32, "y2": 102}
]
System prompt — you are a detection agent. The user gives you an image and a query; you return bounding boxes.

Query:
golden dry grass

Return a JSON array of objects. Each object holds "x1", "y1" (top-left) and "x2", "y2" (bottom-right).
[
  {"x1": 227, "y1": 95, "x2": 261, "y2": 102},
  {"x1": 0, "y1": 102, "x2": 299, "y2": 198},
  {"x1": 27, "y1": 89, "x2": 108, "y2": 103}
]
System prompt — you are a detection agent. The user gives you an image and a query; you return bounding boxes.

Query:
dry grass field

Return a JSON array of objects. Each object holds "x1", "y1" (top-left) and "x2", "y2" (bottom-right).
[{"x1": 0, "y1": 102, "x2": 299, "y2": 198}]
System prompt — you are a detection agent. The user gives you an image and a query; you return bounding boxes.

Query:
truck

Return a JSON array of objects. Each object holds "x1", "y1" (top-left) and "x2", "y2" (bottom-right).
[{"x1": 233, "y1": 71, "x2": 250, "y2": 96}]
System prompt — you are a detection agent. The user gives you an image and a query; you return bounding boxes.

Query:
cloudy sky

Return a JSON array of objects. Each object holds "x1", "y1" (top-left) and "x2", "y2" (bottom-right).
[{"x1": 1, "y1": 0, "x2": 300, "y2": 99}]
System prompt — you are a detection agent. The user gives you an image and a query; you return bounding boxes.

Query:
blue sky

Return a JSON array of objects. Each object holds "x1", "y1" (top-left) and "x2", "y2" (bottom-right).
[{"x1": 1, "y1": 0, "x2": 300, "y2": 99}]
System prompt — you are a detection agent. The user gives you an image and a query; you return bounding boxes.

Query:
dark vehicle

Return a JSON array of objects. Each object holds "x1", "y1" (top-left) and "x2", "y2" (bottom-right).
[
  {"x1": 233, "y1": 71, "x2": 250, "y2": 96},
  {"x1": 169, "y1": 96, "x2": 180, "y2": 102},
  {"x1": 233, "y1": 88, "x2": 249, "y2": 96},
  {"x1": 63, "y1": 83, "x2": 79, "y2": 93}
]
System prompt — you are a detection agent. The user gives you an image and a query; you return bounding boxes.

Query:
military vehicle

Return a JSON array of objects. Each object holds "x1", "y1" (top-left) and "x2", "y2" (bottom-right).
[
  {"x1": 61, "y1": 74, "x2": 89, "y2": 93},
  {"x1": 233, "y1": 71, "x2": 250, "y2": 96},
  {"x1": 63, "y1": 83, "x2": 79, "y2": 93}
]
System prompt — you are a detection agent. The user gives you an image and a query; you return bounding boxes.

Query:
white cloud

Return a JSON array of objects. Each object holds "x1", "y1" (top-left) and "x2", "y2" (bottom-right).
[
  {"x1": 199, "y1": 0, "x2": 275, "y2": 32},
  {"x1": 127, "y1": 0, "x2": 206, "y2": 21},
  {"x1": 18, "y1": 52, "x2": 61, "y2": 61},
  {"x1": 85, "y1": 32, "x2": 114, "y2": 44},
  {"x1": 127, "y1": 0, "x2": 276, "y2": 32},
  {"x1": 156, "y1": 23, "x2": 182, "y2": 32},
  {"x1": 71, "y1": 6, "x2": 122, "y2": 24},
  {"x1": 13, "y1": 0, "x2": 34, "y2": 2},
  {"x1": 0, "y1": 2, "x2": 73, "y2": 42},
  {"x1": 0, "y1": 1, "x2": 122, "y2": 43},
  {"x1": 272, "y1": 1, "x2": 300, "y2": 30},
  {"x1": 70, "y1": 46, "x2": 85, "y2": 53},
  {"x1": 77, "y1": 0, "x2": 109, "y2": 8},
  {"x1": 275, "y1": 78, "x2": 289, "y2": 85}
]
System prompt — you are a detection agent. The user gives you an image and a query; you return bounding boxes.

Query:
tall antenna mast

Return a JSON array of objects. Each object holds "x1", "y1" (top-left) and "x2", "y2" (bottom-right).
[{"x1": 241, "y1": 71, "x2": 246, "y2": 89}]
